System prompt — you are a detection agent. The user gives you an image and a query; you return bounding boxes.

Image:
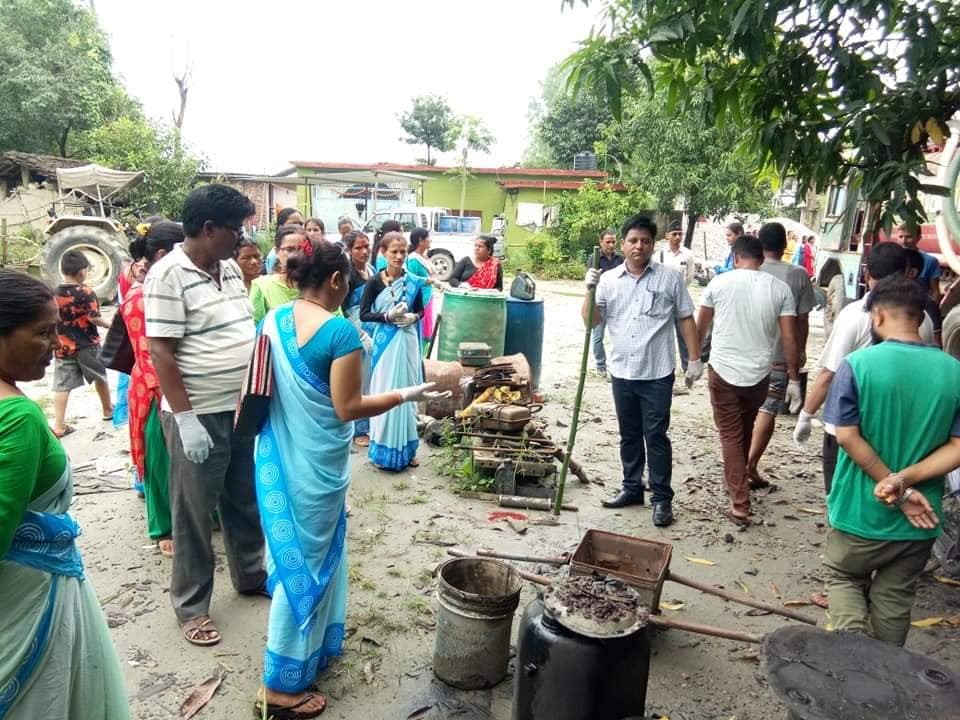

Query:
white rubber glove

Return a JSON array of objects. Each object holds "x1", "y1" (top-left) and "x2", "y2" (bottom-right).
[
  {"x1": 785, "y1": 379, "x2": 803, "y2": 414},
  {"x1": 386, "y1": 302, "x2": 407, "y2": 323},
  {"x1": 397, "y1": 382, "x2": 452, "y2": 403},
  {"x1": 585, "y1": 268, "x2": 602, "y2": 290},
  {"x1": 684, "y1": 359, "x2": 704, "y2": 388},
  {"x1": 393, "y1": 312, "x2": 418, "y2": 327},
  {"x1": 359, "y1": 331, "x2": 373, "y2": 354},
  {"x1": 793, "y1": 410, "x2": 814, "y2": 448},
  {"x1": 173, "y1": 410, "x2": 214, "y2": 464}
]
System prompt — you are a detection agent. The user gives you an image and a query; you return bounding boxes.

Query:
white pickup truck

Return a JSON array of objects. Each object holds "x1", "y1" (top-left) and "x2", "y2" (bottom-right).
[{"x1": 361, "y1": 206, "x2": 504, "y2": 280}]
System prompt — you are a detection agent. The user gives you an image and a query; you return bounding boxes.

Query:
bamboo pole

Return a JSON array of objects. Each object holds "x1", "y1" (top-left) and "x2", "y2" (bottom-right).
[
  {"x1": 667, "y1": 572, "x2": 817, "y2": 625},
  {"x1": 553, "y1": 248, "x2": 599, "y2": 514},
  {"x1": 1, "y1": 218, "x2": 6, "y2": 266},
  {"x1": 476, "y1": 549, "x2": 568, "y2": 565},
  {"x1": 646, "y1": 616, "x2": 763, "y2": 644},
  {"x1": 446, "y1": 548, "x2": 555, "y2": 585}
]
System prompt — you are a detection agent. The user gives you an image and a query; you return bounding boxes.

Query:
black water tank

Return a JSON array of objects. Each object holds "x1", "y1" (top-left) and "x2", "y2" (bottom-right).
[
  {"x1": 512, "y1": 596, "x2": 650, "y2": 720},
  {"x1": 573, "y1": 151, "x2": 598, "y2": 171}
]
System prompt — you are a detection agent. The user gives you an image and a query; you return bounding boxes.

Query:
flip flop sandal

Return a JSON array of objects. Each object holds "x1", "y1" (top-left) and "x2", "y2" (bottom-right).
[
  {"x1": 407, "y1": 458, "x2": 420, "y2": 468},
  {"x1": 353, "y1": 435, "x2": 370, "y2": 447},
  {"x1": 181, "y1": 616, "x2": 221, "y2": 646},
  {"x1": 254, "y1": 693, "x2": 326, "y2": 719},
  {"x1": 810, "y1": 592, "x2": 829, "y2": 609},
  {"x1": 723, "y1": 510, "x2": 751, "y2": 527},
  {"x1": 157, "y1": 539, "x2": 173, "y2": 558},
  {"x1": 52, "y1": 425, "x2": 75, "y2": 439},
  {"x1": 101, "y1": 411, "x2": 114, "y2": 421}
]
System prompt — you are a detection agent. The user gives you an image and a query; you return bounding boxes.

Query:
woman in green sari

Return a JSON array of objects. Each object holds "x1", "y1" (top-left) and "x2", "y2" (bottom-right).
[
  {"x1": 250, "y1": 225, "x2": 307, "y2": 324},
  {"x1": 0, "y1": 269, "x2": 129, "y2": 719}
]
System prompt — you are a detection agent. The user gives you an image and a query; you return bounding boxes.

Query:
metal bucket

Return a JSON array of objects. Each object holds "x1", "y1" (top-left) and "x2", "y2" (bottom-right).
[{"x1": 433, "y1": 557, "x2": 522, "y2": 689}]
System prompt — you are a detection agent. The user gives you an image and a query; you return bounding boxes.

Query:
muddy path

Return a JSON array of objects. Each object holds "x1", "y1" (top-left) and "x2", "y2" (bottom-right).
[{"x1": 28, "y1": 280, "x2": 960, "y2": 719}]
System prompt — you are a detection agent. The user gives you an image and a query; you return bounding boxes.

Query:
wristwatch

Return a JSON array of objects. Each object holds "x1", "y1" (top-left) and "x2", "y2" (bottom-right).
[{"x1": 894, "y1": 487, "x2": 916, "y2": 507}]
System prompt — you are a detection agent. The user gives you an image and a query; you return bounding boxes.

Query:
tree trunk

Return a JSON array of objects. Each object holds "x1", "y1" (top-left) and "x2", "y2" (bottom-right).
[
  {"x1": 683, "y1": 209, "x2": 698, "y2": 249},
  {"x1": 426, "y1": 145, "x2": 432, "y2": 165},
  {"x1": 58, "y1": 125, "x2": 70, "y2": 157}
]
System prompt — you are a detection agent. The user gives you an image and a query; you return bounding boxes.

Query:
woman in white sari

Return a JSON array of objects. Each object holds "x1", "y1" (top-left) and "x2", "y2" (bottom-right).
[{"x1": 0, "y1": 269, "x2": 129, "y2": 720}]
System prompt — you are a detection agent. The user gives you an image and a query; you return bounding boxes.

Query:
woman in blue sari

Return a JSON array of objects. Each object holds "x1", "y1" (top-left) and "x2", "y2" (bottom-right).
[
  {"x1": 340, "y1": 231, "x2": 375, "y2": 447},
  {"x1": 0, "y1": 270, "x2": 129, "y2": 719},
  {"x1": 359, "y1": 231, "x2": 428, "y2": 471},
  {"x1": 254, "y1": 240, "x2": 443, "y2": 718}
]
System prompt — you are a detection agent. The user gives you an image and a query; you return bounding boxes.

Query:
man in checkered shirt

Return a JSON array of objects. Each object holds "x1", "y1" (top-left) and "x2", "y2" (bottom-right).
[{"x1": 584, "y1": 214, "x2": 703, "y2": 527}]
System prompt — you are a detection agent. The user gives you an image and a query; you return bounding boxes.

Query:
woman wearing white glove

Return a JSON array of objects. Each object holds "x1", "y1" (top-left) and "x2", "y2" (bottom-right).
[
  {"x1": 359, "y1": 231, "x2": 431, "y2": 470},
  {"x1": 252, "y1": 238, "x2": 450, "y2": 720}
]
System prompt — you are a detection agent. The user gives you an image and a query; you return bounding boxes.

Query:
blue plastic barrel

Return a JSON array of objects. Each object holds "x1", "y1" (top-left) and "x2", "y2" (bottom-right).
[{"x1": 504, "y1": 297, "x2": 545, "y2": 390}]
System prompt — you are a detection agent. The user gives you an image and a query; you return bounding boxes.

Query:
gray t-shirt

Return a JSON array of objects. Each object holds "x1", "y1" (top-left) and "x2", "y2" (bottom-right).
[
  {"x1": 701, "y1": 268, "x2": 796, "y2": 386},
  {"x1": 760, "y1": 258, "x2": 816, "y2": 364}
]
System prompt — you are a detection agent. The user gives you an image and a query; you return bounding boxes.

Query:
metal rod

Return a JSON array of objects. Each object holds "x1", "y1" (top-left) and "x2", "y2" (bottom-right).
[
  {"x1": 554, "y1": 247, "x2": 598, "y2": 514},
  {"x1": 476, "y1": 549, "x2": 568, "y2": 565},
  {"x1": 667, "y1": 572, "x2": 818, "y2": 626},
  {"x1": 446, "y1": 549, "x2": 555, "y2": 585},
  {"x1": 646, "y1": 616, "x2": 763, "y2": 644},
  {"x1": 425, "y1": 312, "x2": 442, "y2": 359}
]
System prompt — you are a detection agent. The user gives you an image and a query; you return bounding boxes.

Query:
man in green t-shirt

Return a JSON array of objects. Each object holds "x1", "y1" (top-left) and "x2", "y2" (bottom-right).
[{"x1": 822, "y1": 276, "x2": 960, "y2": 645}]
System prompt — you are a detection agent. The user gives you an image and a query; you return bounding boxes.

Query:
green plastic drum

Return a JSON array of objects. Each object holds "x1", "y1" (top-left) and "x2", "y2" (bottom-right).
[{"x1": 437, "y1": 290, "x2": 507, "y2": 362}]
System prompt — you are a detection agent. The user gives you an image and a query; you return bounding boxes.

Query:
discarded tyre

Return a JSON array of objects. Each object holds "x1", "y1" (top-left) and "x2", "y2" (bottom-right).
[{"x1": 43, "y1": 224, "x2": 125, "y2": 303}]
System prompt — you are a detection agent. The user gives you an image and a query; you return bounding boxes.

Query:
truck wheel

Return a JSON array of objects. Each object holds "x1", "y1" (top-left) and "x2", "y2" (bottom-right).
[
  {"x1": 428, "y1": 249, "x2": 455, "y2": 282},
  {"x1": 823, "y1": 275, "x2": 847, "y2": 338},
  {"x1": 43, "y1": 226, "x2": 125, "y2": 304},
  {"x1": 943, "y1": 307, "x2": 960, "y2": 360}
]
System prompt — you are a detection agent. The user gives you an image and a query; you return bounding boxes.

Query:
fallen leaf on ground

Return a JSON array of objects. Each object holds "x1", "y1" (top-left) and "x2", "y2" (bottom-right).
[
  {"x1": 782, "y1": 515, "x2": 800, "y2": 521},
  {"x1": 934, "y1": 575, "x2": 960, "y2": 587},
  {"x1": 179, "y1": 670, "x2": 224, "y2": 720},
  {"x1": 783, "y1": 600, "x2": 812, "y2": 608},
  {"x1": 798, "y1": 507, "x2": 823, "y2": 515},
  {"x1": 910, "y1": 616, "x2": 944, "y2": 628},
  {"x1": 685, "y1": 556, "x2": 717, "y2": 566},
  {"x1": 770, "y1": 583, "x2": 782, "y2": 599},
  {"x1": 660, "y1": 601, "x2": 685, "y2": 611},
  {"x1": 734, "y1": 580, "x2": 749, "y2": 595}
]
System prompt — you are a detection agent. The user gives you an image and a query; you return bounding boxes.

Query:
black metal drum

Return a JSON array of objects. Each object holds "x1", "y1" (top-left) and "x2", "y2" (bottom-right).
[
  {"x1": 762, "y1": 625, "x2": 960, "y2": 720},
  {"x1": 512, "y1": 592, "x2": 650, "y2": 720}
]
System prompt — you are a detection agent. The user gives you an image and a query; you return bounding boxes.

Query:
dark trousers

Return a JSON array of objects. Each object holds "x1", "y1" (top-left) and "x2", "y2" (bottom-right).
[
  {"x1": 611, "y1": 374, "x2": 674, "y2": 503},
  {"x1": 707, "y1": 368, "x2": 769, "y2": 514},
  {"x1": 161, "y1": 410, "x2": 266, "y2": 623},
  {"x1": 823, "y1": 432, "x2": 839, "y2": 494}
]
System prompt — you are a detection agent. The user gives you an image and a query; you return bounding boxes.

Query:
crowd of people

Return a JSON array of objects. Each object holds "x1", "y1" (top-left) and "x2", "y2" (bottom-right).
[
  {"x1": 2, "y1": 189, "x2": 958, "y2": 717},
  {"x1": 584, "y1": 214, "x2": 960, "y2": 652}
]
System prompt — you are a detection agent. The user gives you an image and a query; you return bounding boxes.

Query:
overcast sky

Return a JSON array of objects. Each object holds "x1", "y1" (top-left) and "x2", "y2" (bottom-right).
[{"x1": 93, "y1": 0, "x2": 599, "y2": 174}]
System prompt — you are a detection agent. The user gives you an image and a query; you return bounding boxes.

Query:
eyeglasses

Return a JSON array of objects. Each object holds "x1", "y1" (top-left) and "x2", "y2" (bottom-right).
[{"x1": 220, "y1": 223, "x2": 243, "y2": 238}]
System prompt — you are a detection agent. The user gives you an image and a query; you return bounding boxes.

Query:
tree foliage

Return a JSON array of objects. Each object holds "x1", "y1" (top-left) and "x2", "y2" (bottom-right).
[
  {"x1": 398, "y1": 95, "x2": 460, "y2": 165},
  {"x1": 562, "y1": 0, "x2": 960, "y2": 232},
  {"x1": 607, "y1": 83, "x2": 773, "y2": 245},
  {"x1": 524, "y1": 64, "x2": 616, "y2": 167},
  {"x1": 72, "y1": 117, "x2": 203, "y2": 220},
  {"x1": 551, "y1": 182, "x2": 656, "y2": 261},
  {"x1": 0, "y1": 0, "x2": 123, "y2": 156}
]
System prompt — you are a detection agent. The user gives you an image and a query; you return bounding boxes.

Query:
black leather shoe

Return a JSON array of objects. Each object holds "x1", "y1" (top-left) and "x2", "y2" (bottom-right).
[
  {"x1": 652, "y1": 501, "x2": 674, "y2": 527},
  {"x1": 601, "y1": 491, "x2": 645, "y2": 509}
]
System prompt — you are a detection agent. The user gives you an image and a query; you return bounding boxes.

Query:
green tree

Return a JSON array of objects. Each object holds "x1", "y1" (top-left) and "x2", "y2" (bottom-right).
[
  {"x1": 524, "y1": 64, "x2": 615, "y2": 168},
  {"x1": 0, "y1": 0, "x2": 125, "y2": 156},
  {"x1": 72, "y1": 116, "x2": 203, "y2": 219},
  {"x1": 562, "y1": 0, "x2": 960, "y2": 232},
  {"x1": 607, "y1": 84, "x2": 773, "y2": 247},
  {"x1": 398, "y1": 95, "x2": 460, "y2": 166},
  {"x1": 551, "y1": 182, "x2": 656, "y2": 261},
  {"x1": 446, "y1": 116, "x2": 495, "y2": 217}
]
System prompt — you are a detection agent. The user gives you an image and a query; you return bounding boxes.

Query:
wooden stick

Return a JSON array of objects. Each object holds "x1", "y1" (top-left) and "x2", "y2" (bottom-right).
[
  {"x1": 647, "y1": 616, "x2": 763, "y2": 644},
  {"x1": 477, "y1": 549, "x2": 568, "y2": 565},
  {"x1": 446, "y1": 549, "x2": 555, "y2": 585},
  {"x1": 528, "y1": 426, "x2": 590, "y2": 483},
  {"x1": 553, "y1": 247, "x2": 598, "y2": 514},
  {"x1": 667, "y1": 572, "x2": 817, "y2": 626},
  {"x1": 457, "y1": 492, "x2": 577, "y2": 512},
  {"x1": 424, "y1": 312, "x2": 442, "y2": 359}
]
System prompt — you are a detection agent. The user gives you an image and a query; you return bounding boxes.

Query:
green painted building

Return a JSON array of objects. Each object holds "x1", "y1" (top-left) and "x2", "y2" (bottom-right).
[{"x1": 287, "y1": 161, "x2": 618, "y2": 253}]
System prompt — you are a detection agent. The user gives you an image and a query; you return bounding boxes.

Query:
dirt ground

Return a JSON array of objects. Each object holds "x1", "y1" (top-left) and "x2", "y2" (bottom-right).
[{"x1": 24, "y1": 279, "x2": 960, "y2": 720}]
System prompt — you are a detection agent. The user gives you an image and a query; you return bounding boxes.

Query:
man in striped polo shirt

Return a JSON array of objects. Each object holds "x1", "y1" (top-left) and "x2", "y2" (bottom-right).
[{"x1": 146, "y1": 184, "x2": 266, "y2": 647}]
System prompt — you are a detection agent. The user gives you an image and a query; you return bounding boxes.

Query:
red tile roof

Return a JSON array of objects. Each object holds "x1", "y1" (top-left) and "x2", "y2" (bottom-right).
[
  {"x1": 499, "y1": 180, "x2": 626, "y2": 191},
  {"x1": 289, "y1": 160, "x2": 607, "y2": 179}
]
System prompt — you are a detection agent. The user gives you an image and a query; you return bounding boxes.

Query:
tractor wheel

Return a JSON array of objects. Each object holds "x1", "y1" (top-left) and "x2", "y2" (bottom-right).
[
  {"x1": 943, "y1": 307, "x2": 960, "y2": 360},
  {"x1": 43, "y1": 225, "x2": 126, "y2": 304},
  {"x1": 823, "y1": 275, "x2": 847, "y2": 338}
]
